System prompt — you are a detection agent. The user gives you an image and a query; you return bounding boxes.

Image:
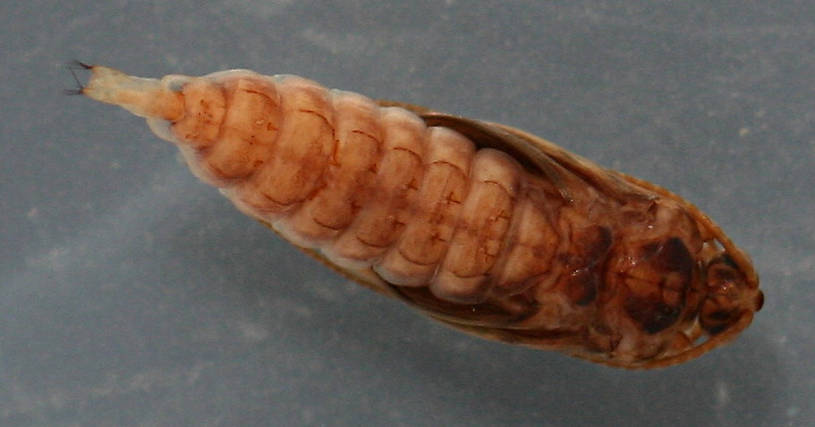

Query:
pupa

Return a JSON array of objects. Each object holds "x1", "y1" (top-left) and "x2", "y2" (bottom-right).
[{"x1": 71, "y1": 63, "x2": 763, "y2": 368}]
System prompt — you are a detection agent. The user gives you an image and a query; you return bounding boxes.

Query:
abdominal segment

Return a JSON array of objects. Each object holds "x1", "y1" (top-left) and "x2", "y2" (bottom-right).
[{"x1": 163, "y1": 71, "x2": 568, "y2": 304}]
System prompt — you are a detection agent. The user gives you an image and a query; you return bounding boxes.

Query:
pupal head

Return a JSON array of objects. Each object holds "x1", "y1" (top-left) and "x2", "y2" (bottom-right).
[{"x1": 698, "y1": 248, "x2": 763, "y2": 336}]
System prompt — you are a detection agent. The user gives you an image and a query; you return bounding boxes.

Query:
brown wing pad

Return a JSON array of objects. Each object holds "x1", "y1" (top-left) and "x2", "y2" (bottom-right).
[
  {"x1": 419, "y1": 112, "x2": 575, "y2": 203},
  {"x1": 489, "y1": 122, "x2": 655, "y2": 203}
]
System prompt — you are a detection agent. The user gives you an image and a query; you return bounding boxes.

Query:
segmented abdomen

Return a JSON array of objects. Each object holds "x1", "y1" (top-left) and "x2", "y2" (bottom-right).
[
  {"x1": 159, "y1": 71, "x2": 565, "y2": 304},
  {"x1": 78, "y1": 63, "x2": 763, "y2": 368}
]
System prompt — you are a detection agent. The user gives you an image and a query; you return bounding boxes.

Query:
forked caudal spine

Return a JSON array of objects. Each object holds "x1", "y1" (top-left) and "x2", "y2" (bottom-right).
[{"x1": 75, "y1": 63, "x2": 763, "y2": 368}]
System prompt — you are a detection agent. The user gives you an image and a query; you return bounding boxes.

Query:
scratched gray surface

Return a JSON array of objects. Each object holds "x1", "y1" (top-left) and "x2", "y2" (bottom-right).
[{"x1": 1, "y1": 1, "x2": 813, "y2": 425}]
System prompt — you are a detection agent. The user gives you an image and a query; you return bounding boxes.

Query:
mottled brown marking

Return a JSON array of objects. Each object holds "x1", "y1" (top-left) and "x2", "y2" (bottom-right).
[
  {"x1": 566, "y1": 269, "x2": 599, "y2": 306},
  {"x1": 699, "y1": 256, "x2": 751, "y2": 334},
  {"x1": 622, "y1": 237, "x2": 693, "y2": 333},
  {"x1": 624, "y1": 296, "x2": 682, "y2": 334},
  {"x1": 172, "y1": 80, "x2": 226, "y2": 149},
  {"x1": 561, "y1": 225, "x2": 612, "y2": 305},
  {"x1": 204, "y1": 78, "x2": 282, "y2": 179},
  {"x1": 573, "y1": 225, "x2": 613, "y2": 267}
]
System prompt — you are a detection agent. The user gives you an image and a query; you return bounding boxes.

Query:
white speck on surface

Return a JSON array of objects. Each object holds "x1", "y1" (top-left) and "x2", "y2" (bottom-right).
[
  {"x1": 235, "y1": 320, "x2": 270, "y2": 342},
  {"x1": 305, "y1": 280, "x2": 342, "y2": 302},
  {"x1": 270, "y1": 297, "x2": 314, "y2": 319},
  {"x1": 795, "y1": 255, "x2": 815, "y2": 276},
  {"x1": 215, "y1": 0, "x2": 294, "y2": 19},
  {"x1": 25, "y1": 246, "x2": 72, "y2": 272},
  {"x1": 715, "y1": 380, "x2": 730, "y2": 408},
  {"x1": 5, "y1": 364, "x2": 212, "y2": 418},
  {"x1": 776, "y1": 335, "x2": 788, "y2": 346},
  {"x1": 300, "y1": 28, "x2": 369, "y2": 56}
]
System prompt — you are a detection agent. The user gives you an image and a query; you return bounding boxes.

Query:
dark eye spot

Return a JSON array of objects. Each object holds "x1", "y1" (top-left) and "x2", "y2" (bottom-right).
[
  {"x1": 624, "y1": 296, "x2": 681, "y2": 334},
  {"x1": 700, "y1": 295, "x2": 740, "y2": 334},
  {"x1": 569, "y1": 225, "x2": 613, "y2": 267},
  {"x1": 623, "y1": 237, "x2": 694, "y2": 333},
  {"x1": 652, "y1": 237, "x2": 693, "y2": 276},
  {"x1": 567, "y1": 269, "x2": 599, "y2": 306},
  {"x1": 708, "y1": 310, "x2": 734, "y2": 321}
]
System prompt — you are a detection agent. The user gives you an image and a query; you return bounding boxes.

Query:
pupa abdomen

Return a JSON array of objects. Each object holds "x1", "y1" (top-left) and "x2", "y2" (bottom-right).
[
  {"x1": 108, "y1": 68, "x2": 557, "y2": 304},
  {"x1": 77, "y1": 64, "x2": 762, "y2": 368}
]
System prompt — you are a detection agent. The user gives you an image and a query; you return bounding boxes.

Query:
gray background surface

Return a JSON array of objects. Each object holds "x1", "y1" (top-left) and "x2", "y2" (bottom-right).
[{"x1": 2, "y1": 1, "x2": 814, "y2": 425}]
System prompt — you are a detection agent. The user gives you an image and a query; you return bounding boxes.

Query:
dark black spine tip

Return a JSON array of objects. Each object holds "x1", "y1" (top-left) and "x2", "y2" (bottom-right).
[
  {"x1": 65, "y1": 60, "x2": 93, "y2": 96},
  {"x1": 68, "y1": 59, "x2": 93, "y2": 70}
]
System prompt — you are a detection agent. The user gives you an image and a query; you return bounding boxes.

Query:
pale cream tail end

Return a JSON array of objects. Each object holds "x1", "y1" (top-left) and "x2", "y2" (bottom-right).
[{"x1": 81, "y1": 65, "x2": 184, "y2": 121}]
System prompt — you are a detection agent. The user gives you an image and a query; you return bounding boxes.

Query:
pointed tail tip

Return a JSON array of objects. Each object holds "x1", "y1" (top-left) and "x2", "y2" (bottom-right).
[
  {"x1": 65, "y1": 60, "x2": 94, "y2": 96},
  {"x1": 67, "y1": 63, "x2": 185, "y2": 121}
]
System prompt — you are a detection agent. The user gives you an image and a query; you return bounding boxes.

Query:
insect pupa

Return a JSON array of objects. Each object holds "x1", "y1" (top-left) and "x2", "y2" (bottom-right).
[{"x1": 74, "y1": 64, "x2": 763, "y2": 369}]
